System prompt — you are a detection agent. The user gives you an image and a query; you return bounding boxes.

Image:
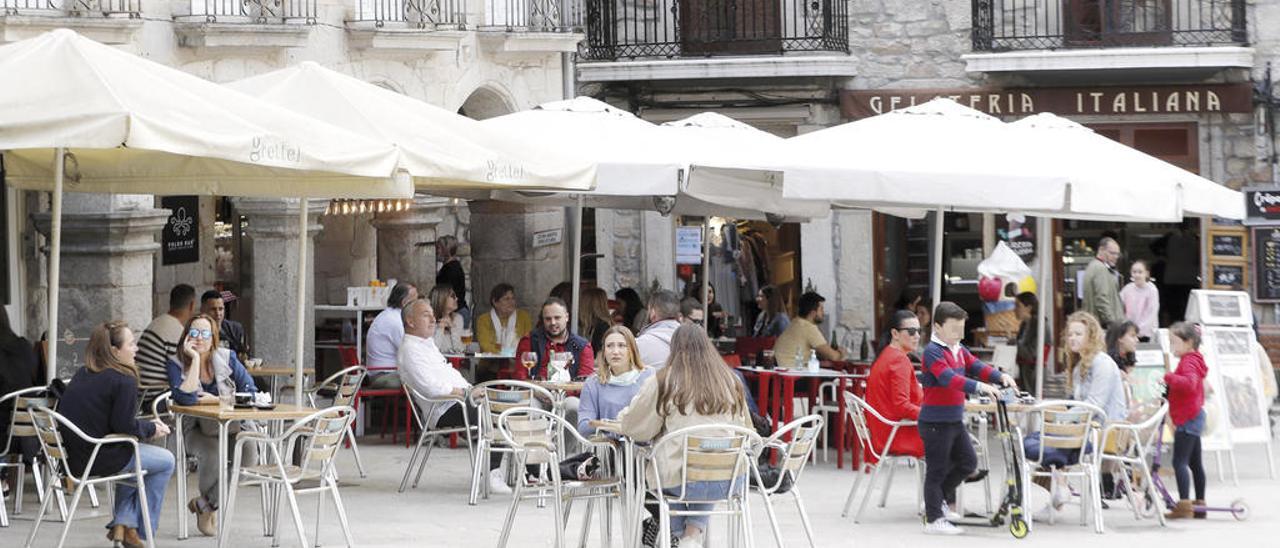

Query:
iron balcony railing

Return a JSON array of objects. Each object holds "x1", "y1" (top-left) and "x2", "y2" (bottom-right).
[
  {"x1": 2, "y1": 0, "x2": 139, "y2": 16},
  {"x1": 578, "y1": 0, "x2": 848, "y2": 61},
  {"x1": 971, "y1": 0, "x2": 1247, "y2": 51},
  {"x1": 181, "y1": 0, "x2": 316, "y2": 23},
  {"x1": 351, "y1": 0, "x2": 468, "y2": 28},
  {"x1": 483, "y1": 0, "x2": 584, "y2": 31}
]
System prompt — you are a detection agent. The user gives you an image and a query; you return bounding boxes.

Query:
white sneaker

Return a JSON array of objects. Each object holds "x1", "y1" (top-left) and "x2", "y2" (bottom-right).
[
  {"x1": 941, "y1": 502, "x2": 964, "y2": 522},
  {"x1": 488, "y1": 469, "x2": 512, "y2": 495},
  {"x1": 923, "y1": 518, "x2": 964, "y2": 535}
]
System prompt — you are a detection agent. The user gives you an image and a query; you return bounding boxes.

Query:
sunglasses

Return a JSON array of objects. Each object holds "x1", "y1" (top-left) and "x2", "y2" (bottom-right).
[
  {"x1": 187, "y1": 328, "x2": 213, "y2": 340},
  {"x1": 893, "y1": 327, "x2": 922, "y2": 336}
]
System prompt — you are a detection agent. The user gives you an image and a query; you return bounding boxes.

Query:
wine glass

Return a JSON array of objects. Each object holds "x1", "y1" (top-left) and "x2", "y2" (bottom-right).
[{"x1": 521, "y1": 352, "x2": 538, "y2": 378}]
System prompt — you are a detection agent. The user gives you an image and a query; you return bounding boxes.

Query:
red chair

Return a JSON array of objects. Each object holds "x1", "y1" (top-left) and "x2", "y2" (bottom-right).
[
  {"x1": 340, "y1": 345, "x2": 412, "y2": 447},
  {"x1": 735, "y1": 336, "x2": 776, "y2": 366}
]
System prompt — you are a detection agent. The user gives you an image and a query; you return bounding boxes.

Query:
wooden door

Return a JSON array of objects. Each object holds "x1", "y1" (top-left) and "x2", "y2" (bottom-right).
[{"x1": 680, "y1": 0, "x2": 782, "y2": 56}]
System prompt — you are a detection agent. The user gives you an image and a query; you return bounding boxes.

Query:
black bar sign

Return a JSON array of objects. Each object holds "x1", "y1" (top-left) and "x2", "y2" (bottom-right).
[
  {"x1": 1244, "y1": 187, "x2": 1280, "y2": 225},
  {"x1": 161, "y1": 196, "x2": 199, "y2": 266}
]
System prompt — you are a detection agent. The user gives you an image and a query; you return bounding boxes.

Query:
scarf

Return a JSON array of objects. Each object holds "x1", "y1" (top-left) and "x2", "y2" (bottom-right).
[
  {"x1": 490, "y1": 309, "x2": 518, "y2": 354},
  {"x1": 606, "y1": 368, "x2": 643, "y2": 386}
]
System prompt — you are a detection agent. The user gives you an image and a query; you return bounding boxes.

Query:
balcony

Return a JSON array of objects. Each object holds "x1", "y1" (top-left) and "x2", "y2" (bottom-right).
[
  {"x1": 1, "y1": 0, "x2": 141, "y2": 43},
  {"x1": 478, "y1": 0, "x2": 585, "y2": 54},
  {"x1": 174, "y1": 0, "x2": 316, "y2": 50},
  {"x1": 965, "y1": 0, "x2": 1252, "y2": 76},
  {"x1": 575, "y1": 0, "x2": 853, "y2": 82},
  {"x1": 346, "y1": 0, "x2": 470, "y2": 53}
]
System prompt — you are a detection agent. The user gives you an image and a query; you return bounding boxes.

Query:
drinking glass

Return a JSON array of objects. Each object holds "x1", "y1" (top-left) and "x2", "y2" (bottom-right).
[
  {"x1": 521, "y1": 352, "x2": 538, "y2": 377},
  {"x1": 218, "y1": 378, "x2": 236, "y2": 411}
]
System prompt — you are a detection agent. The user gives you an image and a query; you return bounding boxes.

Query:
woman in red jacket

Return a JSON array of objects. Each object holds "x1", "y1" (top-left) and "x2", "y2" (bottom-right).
[
  {"x1": 865, "y1": 310, "x2": 925, "y2": 462},
  {"x1": 1163, "y1": 322, "x2": 1208, "y2": 520}
]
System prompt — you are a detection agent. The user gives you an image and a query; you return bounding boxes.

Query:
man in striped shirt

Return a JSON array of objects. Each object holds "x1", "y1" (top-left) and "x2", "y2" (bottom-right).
[
  {"x1": 918, "y1": 302, "x2": 1017, "y2": 535},
  {"x1": 136, "y1": 284, "x2": 197, "y2": 392}
]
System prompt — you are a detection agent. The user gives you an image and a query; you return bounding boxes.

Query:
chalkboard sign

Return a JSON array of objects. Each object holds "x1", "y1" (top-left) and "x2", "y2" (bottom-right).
[
  {"x1": 1211, "y1": 263, "x2": 1246, "y2": 289},
  {"x1": 1210, "y1": 232, "x2": 1246, "y2": 259},
  {"x1": 1253, "y1": 226, "x2": 1280, "y2": 302}
]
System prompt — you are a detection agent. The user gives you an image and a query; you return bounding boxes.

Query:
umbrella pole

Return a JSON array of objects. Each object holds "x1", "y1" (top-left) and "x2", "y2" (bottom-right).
[
  {"x1": 570, "y1": 194, "x2": 583, "y2": 335},
  {"x1": 45, "y1": 147, "x2": 64, "y2": 383},
  {"x1": 931, "y1": 206, "x2": 944, "y2": 312},
  {"x1": 294, "y1": 199, "x2": 308, "y2": 406},
  {"x1": 1035, "y1": 216, "x2": 1050, "y2": 400},
  {"x1": 702, "y1": 218, "x2": 711, "y2": 334}
]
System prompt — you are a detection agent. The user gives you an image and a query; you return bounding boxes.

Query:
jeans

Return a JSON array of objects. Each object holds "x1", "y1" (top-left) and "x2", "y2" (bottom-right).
[
  {"x1": 112, "y1": 444, "x2": 176, "y2": 539},
  {"x1": 920, "y1": 421, "x2": 977, "y2": 522},
  {"x1": 659, "y1": 478, "x2": 742, "y2": 534},
  {"x1": 1172, "y1": 411, "x2": 1206, "y2": 501},
  {"x1": 184, "y1": 420, "x2": 258, "y2": 507}
]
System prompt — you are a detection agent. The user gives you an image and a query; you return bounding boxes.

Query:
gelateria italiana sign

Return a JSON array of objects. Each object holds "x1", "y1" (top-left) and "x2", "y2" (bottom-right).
[{"x1": 841, "y1": 84, "x2": 1253, "y2": 119}]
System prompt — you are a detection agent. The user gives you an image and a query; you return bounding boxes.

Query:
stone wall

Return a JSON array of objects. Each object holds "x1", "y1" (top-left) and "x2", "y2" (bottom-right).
[{"x1": 846, "y1": 0, "x2": 979, "y2": 91}]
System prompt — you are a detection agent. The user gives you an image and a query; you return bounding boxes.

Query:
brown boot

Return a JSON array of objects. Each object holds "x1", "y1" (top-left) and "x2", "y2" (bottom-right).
[
  {"x1": 1165, "y1": 499, "x2": 1194, "y2": 520},
  {"x1": 1192, "y1": 499, "x2": 1207, "y2": 519},
  {"x1": 188, "y1": 497, "x2": 217, "y2": 536},
  {"x1": 121, "y1": 527, "x2": 145, "y2": 548},
  {"x1": 107, "y1": 524, "x2": 126, "y2": 546}
]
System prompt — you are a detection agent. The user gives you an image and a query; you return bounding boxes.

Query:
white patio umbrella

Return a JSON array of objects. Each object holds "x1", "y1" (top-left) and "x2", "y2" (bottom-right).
[
  {"x1": 227, "y1": 62, "x2": 596, "y2": 192},
  {"x1": 0, "y1": 30, "x2": 411, "y2": 405},
  {"x1": 477, "y1": 101, "x2": 828, "y2": 330}
]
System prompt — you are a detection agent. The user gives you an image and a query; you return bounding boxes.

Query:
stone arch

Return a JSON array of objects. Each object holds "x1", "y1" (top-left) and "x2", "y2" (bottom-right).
[{"x1": 457, "y1": 85, "x2": 517, "y2": 121}]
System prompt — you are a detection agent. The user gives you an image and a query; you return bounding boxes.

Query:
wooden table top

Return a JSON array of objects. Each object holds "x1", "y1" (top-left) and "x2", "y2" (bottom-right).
[
  {"x1": 171, "y1": 402, "x2": 317, "y2": 421},
  {"x1": 251, "y1": 365, "x2": 316, "y2": 377}
]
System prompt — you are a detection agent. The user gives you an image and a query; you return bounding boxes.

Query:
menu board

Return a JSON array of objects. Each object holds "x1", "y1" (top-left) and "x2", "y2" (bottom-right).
[
  {"x1": 1210, "y1": 232, "x2": 1246, "y2": 259},
  {"x1": 1211, "y1": 263, "x2": 1247, "y2": 290},
  {"x1": 1186, "y1": 289, "x2": 1252, "y2": 326},
  {"x1": 1201, "y1": 326, "x2": 1272, "y2": 444},
  {"x1": 1254, "y1": 226, "x2": 1280, "y2": 302}
]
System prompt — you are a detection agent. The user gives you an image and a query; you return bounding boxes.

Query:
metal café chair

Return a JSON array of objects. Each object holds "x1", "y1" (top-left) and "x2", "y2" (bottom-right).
[
  {"x1": 1021, "y1": 400, "x2": 1106, "y2": 533},
  {"x1": 494, "y1": 407, "x2": 623, "y2": 548},
  {"x1": 754, "y1": 414, "x2": 824, "y2": 548},
  {"x1": 645, "y1": 424, "x2": 763, "y2": 548},
  {"x1": 219, "y1": 406, "x2": 358, "y2": 548},
  {"x1": 2, "y1": 387, "x2": 49, "y2": 527},
  {"x1": 304, "y1": 366, "x2": 367, "y2": 478},
  {"x1": 467, "y1": 380, "x2": 558, "y2": 506},
  {"x1": 1098, "y1": 400, "x2": 1169, "y2": 527},
  {"x1": 23, "y1": 406, "x2": 157, "y2": 548},
  {"x1": 398, "y1": 385, "x2": 476, "y2": 493},
  {"x1": 841, "y1": 392, "x2": 924, "y2": 523},
  {"x1": 810, "y1": 382, "x2": 839, "y2": 462}
]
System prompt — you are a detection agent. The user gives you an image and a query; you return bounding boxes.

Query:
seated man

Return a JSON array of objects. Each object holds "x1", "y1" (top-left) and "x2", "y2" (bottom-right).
[
  {"x1": 397, "y1": 298, "x2": 510, "y2": 495},
  {"x1": 635, "y1": 290, "x2": 682, "y2": 369},
  {"x1": 514, "y1": 297, "x2": 595, "y2": 381},
  {"x1": 366, "y1": 283, "x2": 418, "y2": 387},
  {"x1": 865, "y1": 310, "x2": 924, "y2": 462},
  {"x1": 201, "y1": 290, "x2": 249, "y2": 359},
  {"x1": 137, "y1": 284, "x2": 196, "y2": 392},
  {"x1": 680, "y1": 297, "x2": 705, "y2": 327},
  {"x1": 773, "y1": 291, "x2": 844, "y2": 368}
]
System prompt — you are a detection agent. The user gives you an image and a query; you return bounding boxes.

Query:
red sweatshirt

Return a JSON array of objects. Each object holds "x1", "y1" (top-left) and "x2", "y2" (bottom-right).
[
  {"x1": 865, "y1": 346, "x2": 924, "y2": 461},
  {"x1": 1164, "y1": 350, "x2": 1207, "y2": 426}
]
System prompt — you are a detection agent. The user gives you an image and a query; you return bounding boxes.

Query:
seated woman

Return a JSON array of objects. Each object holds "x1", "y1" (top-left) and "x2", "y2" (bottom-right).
[
  {"x1": 429, "y1": 284, "x2": 467, "y2": 354},
  {"x1": 1106, "y1": 320, "x2": 1140, "y2": 402},
  {"x1": 617, "y1": 325, "x2": 753, "y2": 548},
  {"x1": 59, "y1": 321, "x2": 174, "y2": 547},
  {"x1": 751, "y1": 285, "x2": 789, "y2": 338},
  {"x1": 1064, "y1": 312, "x2": 1128, "y2": 423},
  {"x1": 166, "y1": 314, "x2": 258, "y2": 537},
  {"x1": 865, "y1": 310, "x2": 924, "y2": 461},
  {"x1": 578, "y1": 326, "x2": 654, "y2": 437}
]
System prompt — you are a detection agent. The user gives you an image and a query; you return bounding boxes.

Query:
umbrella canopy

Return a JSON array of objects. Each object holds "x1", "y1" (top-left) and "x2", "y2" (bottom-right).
[
  {"x1": 0, "y1": 29, "x2": 409, "y2": 197},
  {"x1": 1008, "y1": 113, "x2": 1244, "y2": 221},
  {"x1": 767, "y1": 99, "x2": 1070, "y2": 213},
  {"x1": 0, "y1": 30, "x2": 409, "y2": 404},
  {"x1": 227, "y1": 62, "x2": 596, "y2": 192}
]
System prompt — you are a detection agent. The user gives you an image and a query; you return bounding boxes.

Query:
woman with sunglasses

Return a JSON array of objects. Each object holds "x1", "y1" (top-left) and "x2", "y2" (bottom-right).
[
  {"x1": 165, "y1": 313, "x2": 258, "y2": 536},
  {"x1": 864, "y1": 309, "x2": 925, "y2": 462}
]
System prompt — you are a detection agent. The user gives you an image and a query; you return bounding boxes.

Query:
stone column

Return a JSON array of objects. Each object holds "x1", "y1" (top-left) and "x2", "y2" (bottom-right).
[
  {"x1": 369, "y1": 195, "x2": 449, "y2": 289},
  {"x1": 33, "y1": 193, "x2": 168, "y2": 377},
  {"x1": 468, "y1": 200, "x2": 566, "y2": 312},
  {"x1": 234, "y1": 198, "x2": 324, "y2": 368}
]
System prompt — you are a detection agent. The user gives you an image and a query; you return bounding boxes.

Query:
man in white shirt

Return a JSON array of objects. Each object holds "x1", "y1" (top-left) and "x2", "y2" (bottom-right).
[
  {"x1": 365, "y1": 283, "x2": 417, "y2": 372},
  {"x1": 635, "y1": 290, "x2": 682, "y2": 369},
  {"x1": 397, "y1": 298, "x2": 509, "y2": 494}
]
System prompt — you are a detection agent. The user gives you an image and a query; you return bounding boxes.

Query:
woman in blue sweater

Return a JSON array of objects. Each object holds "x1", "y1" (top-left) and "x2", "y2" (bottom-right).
[
  {"x1": 578, "y1": 325, "x2": 653, "y2": 436},
  {"x1": 166, "y1": 313, "x2": 258, "y2": 536},
  {"x1": 59, "y1": 321, "x2": 174, "y2": 547}
]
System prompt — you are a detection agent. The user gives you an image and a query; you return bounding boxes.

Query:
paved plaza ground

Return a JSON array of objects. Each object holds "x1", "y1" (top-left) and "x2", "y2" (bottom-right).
[{"x1": 5, "y1": 434, "x2": 1279, "y2": 547}]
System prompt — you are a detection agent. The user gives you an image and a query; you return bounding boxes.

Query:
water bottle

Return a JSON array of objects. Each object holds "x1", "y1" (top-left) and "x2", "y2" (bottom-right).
[{"x1": 807, "y1": 350, "x2": 820, "y2": 372}]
